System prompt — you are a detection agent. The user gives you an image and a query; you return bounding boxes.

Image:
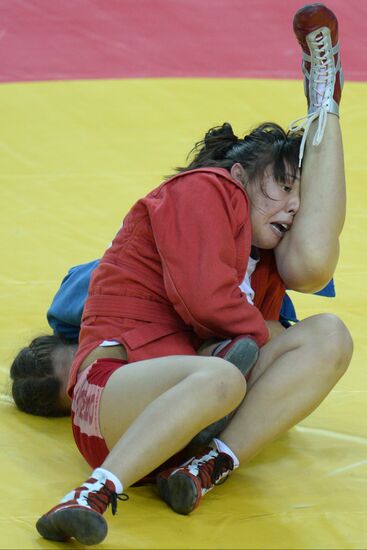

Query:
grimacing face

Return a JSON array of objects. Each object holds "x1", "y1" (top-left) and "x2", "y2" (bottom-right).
[{"x1": 231, "y1": 163, "x2": 301, "y2": 249}]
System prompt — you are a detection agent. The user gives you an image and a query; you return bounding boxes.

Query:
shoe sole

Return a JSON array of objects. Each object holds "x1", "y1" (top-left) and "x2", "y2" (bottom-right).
[
  {"x1": 156, "y1": 474, "x2": 170, "y2": 504},
  {"x1": 166, "y1": 473, "x2": 199, "y2": 515},
  {"x1": 36, "y1": 507, "x2": 108, "y2": 545},
  {"x1": 189, "y1": 338, "x2": 259, "y2": 446},
  {"x1": 224, "y1": 337, "x2": 259, "y2": 376}
]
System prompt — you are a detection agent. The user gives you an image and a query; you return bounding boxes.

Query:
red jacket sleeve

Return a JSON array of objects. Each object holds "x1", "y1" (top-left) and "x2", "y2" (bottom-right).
[
  {"x1": 252, "y1": 250, "x2": 286, "y2": 321},
  {"x1": 147, "y1": 171, "x2": 269, "y2": 346}
]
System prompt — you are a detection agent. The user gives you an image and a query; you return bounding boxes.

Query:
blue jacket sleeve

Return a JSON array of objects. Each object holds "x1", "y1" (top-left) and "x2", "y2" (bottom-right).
[
  {"x1": 47, "y1": 260, "x2": 99, "y2": 340},
  {"x1": 280, "y1": 278, "x2": 335, "y2": 327}
]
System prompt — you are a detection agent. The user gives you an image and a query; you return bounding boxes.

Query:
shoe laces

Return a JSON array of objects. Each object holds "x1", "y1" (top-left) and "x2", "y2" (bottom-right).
[
  {"x1": 308, "y1": 30, "x2": 337, "y2": 107},
  {"x1": 188, "y1": 449, "x2": 233, "y2": 490},
  {"x1": 211, "y1": 453, "x2": 234, "y2": 486},
  {"x1": 86, "y1": 482, "x2": 129, "y2": 516},
  {"x1": 289, "y1": 29, "x2": 340, "y2": 167}
]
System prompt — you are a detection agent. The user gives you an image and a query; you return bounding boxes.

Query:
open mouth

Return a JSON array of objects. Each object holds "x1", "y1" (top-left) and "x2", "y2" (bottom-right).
[{"x1": 270, "y1": 222, "x2": 290, "y2": 236}]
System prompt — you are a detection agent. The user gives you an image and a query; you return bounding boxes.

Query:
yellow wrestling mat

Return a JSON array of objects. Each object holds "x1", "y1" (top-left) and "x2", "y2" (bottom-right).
[{"x1": 1, "y1": 78, "x2": 366, "y2": 549}]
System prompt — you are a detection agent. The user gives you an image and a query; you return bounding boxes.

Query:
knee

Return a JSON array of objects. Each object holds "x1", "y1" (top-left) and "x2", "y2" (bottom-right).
[
  {"x1": 311, "y1": 313, "x2": 353, "y2": 378},
  {"x1": 201, "y1": 357, "x2": 247, "y2": 411}
]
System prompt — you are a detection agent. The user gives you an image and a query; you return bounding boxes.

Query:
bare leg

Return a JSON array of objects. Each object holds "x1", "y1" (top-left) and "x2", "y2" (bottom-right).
[
  {"x1": 277, "y1": 4, "x2": 346, "y2": 292},
  {"x1": 219, "y1": 313, "x2": 353, "y2": 463},
  {"x1": 276, "y1": 115, "x2": 346, "y2": 292},
  {"x1": 99, "y1": 355, "x2": 246, "y2": 488},
  {"x1": 36, "y1": 355, "x2": 247, "y2": 544}
]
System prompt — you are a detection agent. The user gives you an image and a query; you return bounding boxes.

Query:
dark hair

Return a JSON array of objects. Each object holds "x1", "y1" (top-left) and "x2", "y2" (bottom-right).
[
  {"x1": 175, "y1": 122, "x2": 303, "y2": 190},
  {"x1": 10, "y1": 334, "x2": 72, "y2": 417}
]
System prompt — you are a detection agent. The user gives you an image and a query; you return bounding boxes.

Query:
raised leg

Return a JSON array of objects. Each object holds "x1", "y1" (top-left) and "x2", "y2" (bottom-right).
[{"x1": 277, "y1": 4, "x2": 346, "y2": 292}]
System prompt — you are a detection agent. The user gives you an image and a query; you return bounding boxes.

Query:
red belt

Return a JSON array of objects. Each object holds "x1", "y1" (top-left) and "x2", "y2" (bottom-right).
[{"x1": 83, "y1": 294, "x2": 186, "y2": 330}]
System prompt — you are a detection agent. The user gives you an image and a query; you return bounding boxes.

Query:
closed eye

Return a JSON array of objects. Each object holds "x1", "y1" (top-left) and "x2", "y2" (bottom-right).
[
  {"x1": 281, "y1": 184, "x2": 293, "y2": 193},
  {"x1": 281, "y1": 171, "x2": 300, "y2": 193}
]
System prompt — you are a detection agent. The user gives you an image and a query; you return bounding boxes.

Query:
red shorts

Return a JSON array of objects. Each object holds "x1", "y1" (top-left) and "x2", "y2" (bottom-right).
[
  {"x1": 71, "y1": 323, "x2": 200, "y2": 470},
  {"x1": 71, "y1": 358, "x2": 125, "y2": 469},
  {"x1": 71, "y1": 356, "x2": 195, "y2": 480},
  {"x1": 71, "y1": 330, "x2": 255, "y2": 477}
]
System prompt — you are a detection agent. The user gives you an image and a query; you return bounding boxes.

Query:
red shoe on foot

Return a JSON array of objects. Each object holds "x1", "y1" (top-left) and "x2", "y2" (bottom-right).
[
  {"x1": 157, "y1": 447, "x2": 234, "y2": 515},
  {"x1": 213, "y1": 335, "x2": 259, "y2": 381},
  {"x1": 36, "y1": 474, "x2": 127, "y2": 545},
  {"x1": 294, "y1": 3, "x2": 343, "y2": 115},
  {"x1": 289, "y1": 4, "x2": 344, "y2": 164}
]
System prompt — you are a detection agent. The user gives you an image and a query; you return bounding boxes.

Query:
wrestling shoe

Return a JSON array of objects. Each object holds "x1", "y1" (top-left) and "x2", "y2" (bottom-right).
[
  {"x1": 189, "y1": 336, "x2": 258, "y2": 446},
  {"x1": 213, "y1": 335, "x2": 259, "y2": 379},
  {"x1": 36, "y1": 473, "x2": 127, "y2": 545},
  {"x1": 156, "y1": 447, "x2": 234, "y2": 515},
  {"x1": 289, "y1": 3, "x2": 343, "y2": 164}
]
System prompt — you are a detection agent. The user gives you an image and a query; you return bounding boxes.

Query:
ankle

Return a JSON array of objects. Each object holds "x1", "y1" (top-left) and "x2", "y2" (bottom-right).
[
  {"x1": 92, "y1": 467, "x2": 123, "y2": 494},
  {"x1": 212, "y1": 438, "x2": 240, "y2": 469}
]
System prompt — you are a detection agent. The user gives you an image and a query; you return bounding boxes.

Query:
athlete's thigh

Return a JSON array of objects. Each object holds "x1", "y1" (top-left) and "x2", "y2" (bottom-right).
[{"x1": 99, "y1": 354, "x2": 221, "y2": 449}]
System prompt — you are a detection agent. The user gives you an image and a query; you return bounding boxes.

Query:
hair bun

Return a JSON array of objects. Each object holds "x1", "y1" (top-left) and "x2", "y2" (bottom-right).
[
  {"x1": 10, "y1": 347, "x2": 36, "y2": 379},
  {"x1": 204, "y1": 122, "x2": 238, "y2": 145}
]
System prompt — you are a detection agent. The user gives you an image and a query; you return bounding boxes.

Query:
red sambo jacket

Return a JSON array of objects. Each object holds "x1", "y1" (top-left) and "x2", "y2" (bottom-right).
[{"x1": 68, "y1": 168, "x2": 285, "y2": 395}]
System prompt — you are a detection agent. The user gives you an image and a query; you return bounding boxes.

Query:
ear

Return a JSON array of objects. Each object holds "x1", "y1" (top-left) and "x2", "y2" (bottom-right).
[{"x1": 230, "y1": 163, "x2": 246, "y2": 185}]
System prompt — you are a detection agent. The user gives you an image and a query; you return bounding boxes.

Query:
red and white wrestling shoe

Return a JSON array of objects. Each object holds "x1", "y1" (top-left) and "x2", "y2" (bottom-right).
[
  {"x1": 213, "y1": 335, "x2": 259, "y2": 379},
  {"x1": 289, "y1": 3, "x2": 343, "y2": 164},
  {"x1": 189, "y1": 336, "x2": 259, "y2": 446},
  {"x1": 157, "y1": 447, "x2": 234, "y2": 515},
  {"x1": 36, "y1": 472, "x2": 127, "y2": 545}
]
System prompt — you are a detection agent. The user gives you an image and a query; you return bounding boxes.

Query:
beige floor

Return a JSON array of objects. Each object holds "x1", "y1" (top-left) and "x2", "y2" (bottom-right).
[{"x1": 0, "y1": 77, "x2": 366, "y2": 549}]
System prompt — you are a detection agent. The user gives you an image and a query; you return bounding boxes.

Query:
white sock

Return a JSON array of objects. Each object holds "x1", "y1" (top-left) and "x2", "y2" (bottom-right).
[
  {"x1": 92, "y1": 467, "x2": 123, "y2": 494},
  {"x1": 212, "y1": 438, "x2": 240, "y2": 469}
]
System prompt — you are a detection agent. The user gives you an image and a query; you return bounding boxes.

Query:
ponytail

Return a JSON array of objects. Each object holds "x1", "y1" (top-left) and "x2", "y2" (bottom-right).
[{"x1": 174, "y1": 121, "x2": 303, "y2": 186}]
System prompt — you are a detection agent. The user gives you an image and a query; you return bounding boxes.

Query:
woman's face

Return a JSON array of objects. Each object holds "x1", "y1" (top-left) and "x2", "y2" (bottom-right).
[{"x1": 231, "y1": 163, "x2": 301, "y2": 249}]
